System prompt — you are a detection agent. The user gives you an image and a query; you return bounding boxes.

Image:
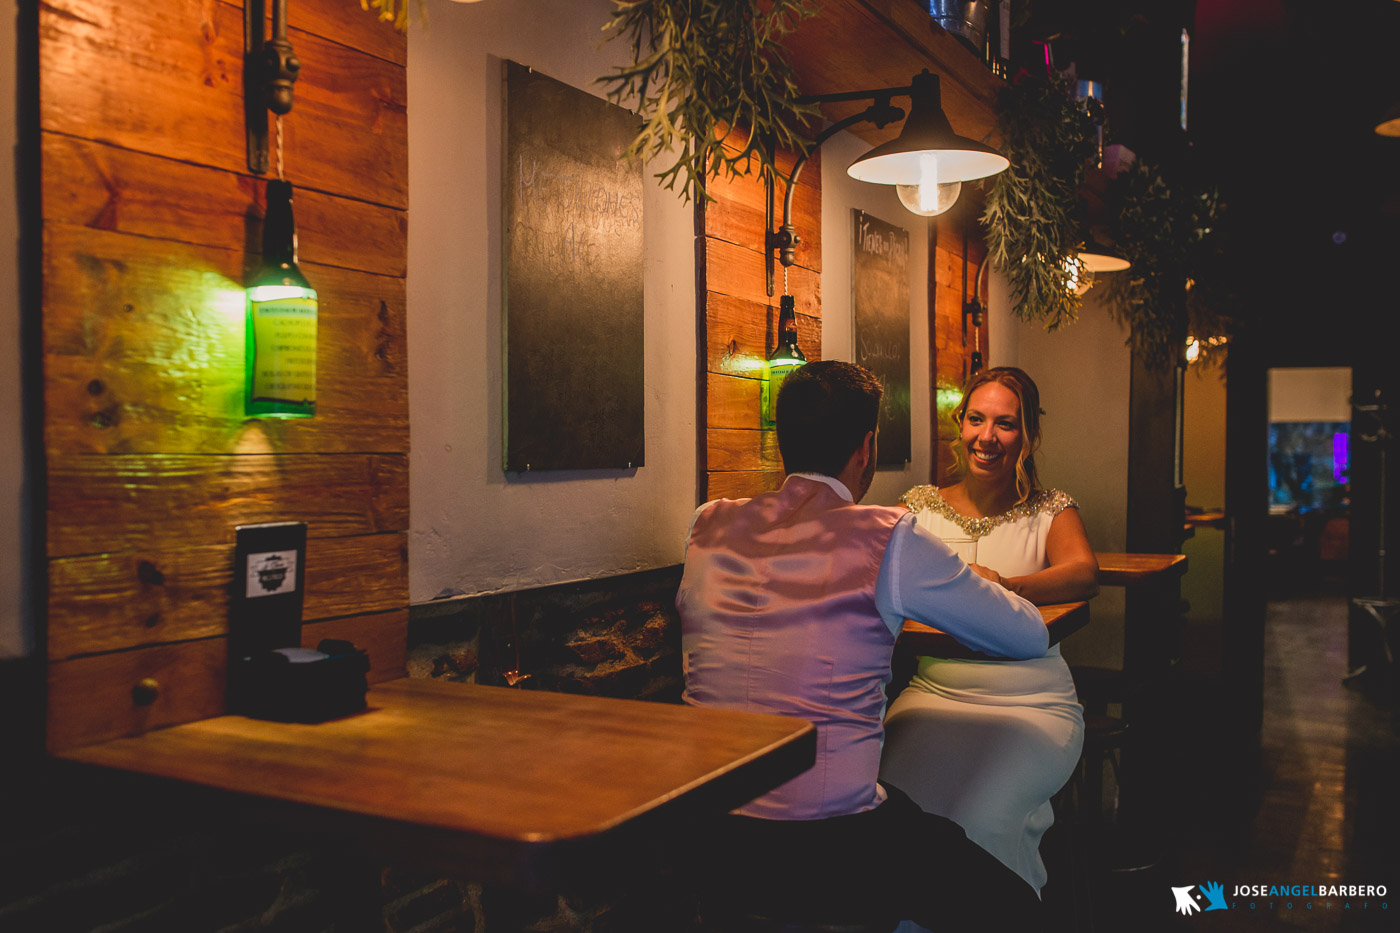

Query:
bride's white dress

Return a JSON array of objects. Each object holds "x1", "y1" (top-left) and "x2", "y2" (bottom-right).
[{"x1": 880, "y1": 486, "x2": 1085, "y2": 900}]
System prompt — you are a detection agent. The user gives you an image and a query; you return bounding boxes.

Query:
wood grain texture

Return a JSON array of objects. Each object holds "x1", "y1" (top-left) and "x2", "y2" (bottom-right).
[
  {"x1": 282, "y1": 0, "x2": 408, "y2": 66},
  {"x1": 41, "y1": 0, "x2": 410, "y2": 751},
  {"x1": 704, "y1": 291, "x2": 821, "y2": 379},
  {"x1": 701, "y1": 167, "x2": 822, "y2": 272},
  {"x1": 49, "y1": 533, "x2": 407, "y2": 658},
  {"x1": 42, "y1": 223, "x2": 407, "y2": 456},
  {"x1": 901, "y1": 602, "x2": 1091, "y2": 660},
  {"x1": 301, "y1": 610, "x2": 408, "y2": 684},
  {"x1": 704, "y1": 471, "x2": 784, "y2": 502},
  {"x1": 1096, "y1": 552, "x2": 1188, "y2": 585},
  {"x1": 54, "y1": 678, "x2": 816, "y2": 887},
  {"x1": 716, "y1": 122, "x2": 822, "y2": 180},
  {"x1": 928, "y1": 214, "x2": 989, "y2": 485},
  {"x1": 39, "y1": 0, "x2": 407, "y2": 209},
  {"x1": 781, "y1": 0, "x2": 1001, "y2": 149},
  {"x1": 699, "y1": 127, "x2": 822, "y2": 500},
  {"x1": 43, "y1": 134, "x2": 407, "y2": 277},
  {"x1": 707, "y1": 372, "x2": 761, "y2": 431},
  {"x1": 47, "y1": 637, "x2": 228, "y2": 753},
  {"x1": 703, "y1": 238, "x2": 820, "y2": 313},
  {"x1": 46, "y1": 453, "x2": 409, "y2": 558},
  {"x1": 707, "y1": 428, "x2": 782, "y2": 474},
  {"x1": 47, "y1": 611, "x2": 408, "y2": 752}
]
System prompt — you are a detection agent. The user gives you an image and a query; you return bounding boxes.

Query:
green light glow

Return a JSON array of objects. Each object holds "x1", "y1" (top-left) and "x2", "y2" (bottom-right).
[
  {"x1": 247, "y1": 285, "x2": 315, "y2": 302},
  {"x1": 936, "y1": 387, "x2": 965, "y2": 421},
  {"x1": 215, "y1": 287, "x2": 248, "y2": 325}
]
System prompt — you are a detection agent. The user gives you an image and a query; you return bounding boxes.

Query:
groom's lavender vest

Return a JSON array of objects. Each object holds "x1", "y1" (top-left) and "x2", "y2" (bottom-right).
[{"x1": 678, "y1": 476, "x2": 905, "y2": 820}]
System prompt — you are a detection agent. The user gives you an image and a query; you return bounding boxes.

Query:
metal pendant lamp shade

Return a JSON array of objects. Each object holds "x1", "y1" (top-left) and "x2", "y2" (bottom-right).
[
  {"x1": 846, "y1": 71, "x2": 1009, "y2": 185},
  {"x1": 1079, "y1": 250, "x2": 1131, "y2": 273}
]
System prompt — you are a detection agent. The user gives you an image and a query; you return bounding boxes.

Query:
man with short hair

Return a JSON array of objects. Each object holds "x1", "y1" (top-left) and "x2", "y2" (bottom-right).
[{"x1": 679, "y1": 360, "x2": 1046, "y2": 928}]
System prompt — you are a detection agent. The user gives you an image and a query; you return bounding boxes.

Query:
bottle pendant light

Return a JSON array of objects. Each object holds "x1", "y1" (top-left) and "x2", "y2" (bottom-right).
[
  {"x1": 761, "y1": 294, "x2": 806, "y2": 427},
  {"x1": 246, "y1": 122, "x2": 317, "y2": 418}
]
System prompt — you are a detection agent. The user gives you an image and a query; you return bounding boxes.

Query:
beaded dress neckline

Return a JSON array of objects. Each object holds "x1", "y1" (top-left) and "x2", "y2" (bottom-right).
[{"x1": 900, "y1": 486, "x2": 1076, "y2": 539}]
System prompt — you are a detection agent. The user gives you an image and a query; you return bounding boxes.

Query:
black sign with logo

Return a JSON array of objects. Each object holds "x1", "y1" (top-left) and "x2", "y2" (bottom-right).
[{"x1": 230, "y1": 522, "x2": 307, "y2": 661}]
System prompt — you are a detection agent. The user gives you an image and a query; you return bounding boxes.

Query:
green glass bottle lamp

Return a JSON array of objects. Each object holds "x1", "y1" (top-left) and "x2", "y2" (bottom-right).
[
  {"x1": 761, "y1": 295, "x2": 806, "y2": 427},
  {"x1": 246, "y1": 179, "x2": 317, "y2": 418}
]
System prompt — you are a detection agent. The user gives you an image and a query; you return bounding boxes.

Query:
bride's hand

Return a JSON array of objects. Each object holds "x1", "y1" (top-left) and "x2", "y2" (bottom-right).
[{"x1": 967, "y1": 563, "x2": 1003, "y2": 586}]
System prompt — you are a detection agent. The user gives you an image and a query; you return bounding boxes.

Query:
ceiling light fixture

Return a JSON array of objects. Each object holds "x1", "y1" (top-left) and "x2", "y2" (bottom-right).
[{"x1": 765, "y1": 70, "x2": 1009, "y2": 295}]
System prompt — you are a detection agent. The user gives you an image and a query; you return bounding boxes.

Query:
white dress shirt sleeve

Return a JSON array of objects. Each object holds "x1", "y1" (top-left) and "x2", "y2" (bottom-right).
[
  {"x1": 875, "y1": 513, "x2": 1049, "y2": 659},
  {"x1": 682, "y1": 501, "x2": 719, "y2": 556}
]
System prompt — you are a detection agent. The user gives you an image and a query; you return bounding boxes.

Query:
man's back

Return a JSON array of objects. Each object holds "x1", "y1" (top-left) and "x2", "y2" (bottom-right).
[{"x1": 678, "y1": 475, "x2": 905, "y2": 819}]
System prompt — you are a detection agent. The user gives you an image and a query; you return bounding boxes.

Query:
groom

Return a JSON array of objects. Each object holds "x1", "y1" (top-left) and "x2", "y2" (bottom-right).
[{"x1": 677, "y1": 360, "x2": 1047, "y2": 928}]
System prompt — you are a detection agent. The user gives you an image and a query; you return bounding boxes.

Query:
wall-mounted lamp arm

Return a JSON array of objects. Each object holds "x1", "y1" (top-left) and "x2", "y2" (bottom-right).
[
  {"x1": 764, "y1": 93, "x2": 906, "y2": 295},
  {"x1": 246, "y1": 0, "x2": 302, "y2": 173},
  {"x1": 964, "y1": 252, "x2": 990, "y2": 332},
  {"x1": 265, "y1": 0, "x2": 302, "y2": 116}
]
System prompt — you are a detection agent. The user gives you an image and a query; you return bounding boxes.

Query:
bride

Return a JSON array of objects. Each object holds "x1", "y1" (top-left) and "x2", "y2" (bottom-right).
[{"x1": 880, "y1": 366, "x2": 1099, "y2": 904}]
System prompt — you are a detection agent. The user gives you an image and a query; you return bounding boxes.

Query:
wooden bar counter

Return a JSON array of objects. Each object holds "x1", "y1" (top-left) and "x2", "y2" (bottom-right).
[
  {"x1": 54, "y1": 678, "x2": 816, "y2": 890},
  {"x1": 901, "y1": 602, "x2": 1091, "y2": 659}
]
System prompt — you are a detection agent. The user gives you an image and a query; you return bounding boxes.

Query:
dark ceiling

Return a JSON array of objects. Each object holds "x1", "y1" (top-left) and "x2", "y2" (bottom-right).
[{"x1": 1013, "y1": 0, "x2": 1399, "y2": 328}]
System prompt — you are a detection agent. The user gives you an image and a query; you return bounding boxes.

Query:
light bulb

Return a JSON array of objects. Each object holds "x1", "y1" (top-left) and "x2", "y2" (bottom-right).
[
  {"x1": 1185, "y1": 337, "x2": 1201, "y2": 363},
  {"x1": 1062, "y1": 255, "x2": 1092, "y2": 296},
  {"x1": 896, "y1": 153, "x2": 961, "y2": 217}
]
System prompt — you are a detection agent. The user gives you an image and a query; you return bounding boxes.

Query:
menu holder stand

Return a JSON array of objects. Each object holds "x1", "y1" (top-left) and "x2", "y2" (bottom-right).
[{"x1": 228, "y1": 523, "x2": 369, "y2": 722}]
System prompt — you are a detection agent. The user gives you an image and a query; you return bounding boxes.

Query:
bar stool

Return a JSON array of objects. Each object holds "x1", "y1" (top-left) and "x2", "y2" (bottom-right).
[
  {"x1": 1077, "y1": 712, "x2": 1129, "y2": 833},
  {"x1": 1045, "y1": 710, "x2": 1130, "y2": 933}
]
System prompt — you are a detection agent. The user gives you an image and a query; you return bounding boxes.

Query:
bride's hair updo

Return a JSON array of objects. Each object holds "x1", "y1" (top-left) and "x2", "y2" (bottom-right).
[{"x1": 953, "y1": 366, "x2": 1044, "y2": 503}]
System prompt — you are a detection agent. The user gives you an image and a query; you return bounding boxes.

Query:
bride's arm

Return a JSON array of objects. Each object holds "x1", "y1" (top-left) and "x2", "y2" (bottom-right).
[{"x1": 978, "y1": 507, "x2": 1100, "y2": 605}]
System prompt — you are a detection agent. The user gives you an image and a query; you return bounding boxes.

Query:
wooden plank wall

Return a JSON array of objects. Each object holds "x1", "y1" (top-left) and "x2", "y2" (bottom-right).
[
  {"x1": 40, "y1": 0, "x2": 409, "y2": 752},
  {"x1": 699, "y1": 138, "x2": 823, "y2": 501},
  {"x1": 696, "y1": 142, "x2": 991, "y2": 498},
  {"x1": 929, "y1": 200, "x2": 988, "y2": 486}
]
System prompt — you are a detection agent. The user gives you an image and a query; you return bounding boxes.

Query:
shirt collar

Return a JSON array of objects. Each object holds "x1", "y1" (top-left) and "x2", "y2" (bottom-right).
[{"x1": 787, "y1": 472, "x2": 854, "y2": 503}]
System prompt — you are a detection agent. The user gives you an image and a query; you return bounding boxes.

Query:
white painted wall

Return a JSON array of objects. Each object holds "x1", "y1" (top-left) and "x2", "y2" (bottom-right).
[
  {"x1": 992, "y1": 286, "x2": 1132, "y2": 668},
  {"x1": 1183, "y1": 356, "x2": 1228, "y2": 634},
  {"x1": 1186, "y1": 360, "x2": 1228, "y2": 510},
  {"x1": 1268, "y1": 366, "x2": 1351, "y2": 423},
  {"x1": 820, "y1": 129, "x2": 932, "y2": 508},
  {"x1": 407, "y1": 0, "x2": 699, "y2": 600},
  {"x1": 2, "y1": 1, "x2": 29, "y2": 658}
]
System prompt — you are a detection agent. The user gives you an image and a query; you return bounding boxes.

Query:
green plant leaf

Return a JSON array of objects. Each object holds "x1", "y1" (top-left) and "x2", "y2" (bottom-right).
[{"x1": 599, "y1": 0, "x2": 820, "y2": 202}]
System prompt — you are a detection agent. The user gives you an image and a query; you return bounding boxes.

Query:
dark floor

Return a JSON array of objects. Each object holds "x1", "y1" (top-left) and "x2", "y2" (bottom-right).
[{"x1": 1051, "y1": 588, "x2": 1398, "y2": 931}]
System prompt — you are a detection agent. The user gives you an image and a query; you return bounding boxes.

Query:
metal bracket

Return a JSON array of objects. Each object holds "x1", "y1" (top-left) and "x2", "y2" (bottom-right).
[
  {"x1": 245, "y1": 0, "x2": 302, "y2": 174},
  {"x1": 763, "y1": 94, "x2": 904, "y2": 296}
]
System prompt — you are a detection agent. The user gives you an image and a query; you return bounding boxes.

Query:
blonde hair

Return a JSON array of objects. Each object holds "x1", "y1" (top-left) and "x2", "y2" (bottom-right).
[{"x1": 951, "y1": 367, "x2": 1044, "y2": 503}]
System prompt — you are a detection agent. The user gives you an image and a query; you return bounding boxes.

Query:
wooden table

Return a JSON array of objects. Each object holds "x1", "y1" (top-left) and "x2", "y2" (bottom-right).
[
  {"x1": 1095, "y1": 552, "x2": 1188, "y2": 586},
  {"x1": 1184, "y1": 510, "x2": 1226, "y2": 531},
  {"x1": 54, "y1": 678, "x2": 816, "y2": 889},
  {"x1": 900, "y1": 602, "x2": 1091, "y2": 660},
  {"x1": 1094, "y1": 552, "x2": 1188, "y2": 675}
]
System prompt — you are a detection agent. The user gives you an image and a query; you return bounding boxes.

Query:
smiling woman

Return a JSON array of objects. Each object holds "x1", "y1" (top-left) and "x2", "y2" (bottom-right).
[{"x1": 879, "y1": 366, "x2": 1099, "y2": 909}]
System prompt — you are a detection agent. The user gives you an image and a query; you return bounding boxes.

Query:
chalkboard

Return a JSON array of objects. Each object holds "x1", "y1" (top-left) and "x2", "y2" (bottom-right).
[
  {"x1": 503, "y1": 61, "x2": 644, "y2": 472},
  {"x1": 852, "y1": 209, "x2": 911, "y2": 466}
]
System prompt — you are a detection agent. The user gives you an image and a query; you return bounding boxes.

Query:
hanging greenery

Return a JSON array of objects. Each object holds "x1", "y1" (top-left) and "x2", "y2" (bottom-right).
[
  {"x1": 980, "y1": 73, "x2": 1100, "y2": 331},
  {"x1": 1097, "y1": 159, "x2": 1231, "y2": 370},
  {"x1": 598, "y1": 0, "x2": 820, "y2": 202},
  {"x1": 359, "y1": 0, "x2": 415, "y2": 32}
]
